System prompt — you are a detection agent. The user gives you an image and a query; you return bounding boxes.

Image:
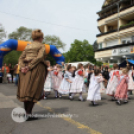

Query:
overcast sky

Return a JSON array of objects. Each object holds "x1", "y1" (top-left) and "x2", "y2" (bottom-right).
[{"x1": 0, "y1": 0, "x2": 104, "y2": 52}]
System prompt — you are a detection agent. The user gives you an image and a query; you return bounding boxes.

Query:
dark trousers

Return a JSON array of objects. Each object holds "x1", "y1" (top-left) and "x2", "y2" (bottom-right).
[{"x1": 0, "y1": 77, "x2": 2, "y2": 83}]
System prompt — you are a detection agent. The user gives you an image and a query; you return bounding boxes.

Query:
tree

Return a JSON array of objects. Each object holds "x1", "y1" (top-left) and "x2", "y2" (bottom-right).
[
  {"x1": 43, "y1": 35, "x2": 66, "y2": 50},
  {"x1": 8, "y1": 26, "x2": 32, "y2": 41},
  {"x1": 63, "y1": 39, "x2": 102, "y2": 66},
  {"x1": 3, "y1": 26, "x2": 32, "y2": 66},
  {"x1": 3, "y1": 51, "x2": 22, "y2": 66},
  {"x1": 63, "y1": 39, "x2": 95, "y2": 62},
  {"x1": 0, "y1": 24, "x2": 6, "y2": 44},
  {"x1": 4, "y1": 27, "x2": 66, "y2": 66}
]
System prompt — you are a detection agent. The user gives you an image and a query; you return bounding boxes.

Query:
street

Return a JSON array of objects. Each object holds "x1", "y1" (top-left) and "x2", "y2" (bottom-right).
[{"x1": 0, "y1": 83, "x2": 134, "y2": 134}]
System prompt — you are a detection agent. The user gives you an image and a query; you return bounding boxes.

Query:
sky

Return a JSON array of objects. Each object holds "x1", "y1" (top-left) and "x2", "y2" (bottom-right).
[{"x1": 0, "y1": 0, "x2": 104, "y2": 52}]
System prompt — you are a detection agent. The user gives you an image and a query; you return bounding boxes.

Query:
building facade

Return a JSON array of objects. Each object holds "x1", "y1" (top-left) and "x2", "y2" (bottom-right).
[{"x1": 95, "y1": 0, "x2": 134, "y2": 64}]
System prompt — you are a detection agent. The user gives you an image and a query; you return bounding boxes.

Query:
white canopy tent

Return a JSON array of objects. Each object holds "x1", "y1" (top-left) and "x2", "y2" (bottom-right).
[{"x1": 65, "y1": 61, "x2": 94, "y2": 67}]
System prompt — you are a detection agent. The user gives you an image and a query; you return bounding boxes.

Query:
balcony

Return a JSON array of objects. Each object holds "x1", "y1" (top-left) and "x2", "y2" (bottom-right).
[
  {"x1": 120, "y1": 3, "x2": 134, "y2": 11},
  {"x1": 102, "y1": 0, "x2": 120, "y2": 9},
  {"x1": 120, "y1": 21, "x2": 134, "y2": 30},
  {"x1": 96, "y1": 29, "x2": 117, "y2": 37},
  {"x1": 97, "y1": 11, "x2": 118, "y2": 21},
  {"x1": 97, "y1": 0, "x2": 134, "y2": 21}
]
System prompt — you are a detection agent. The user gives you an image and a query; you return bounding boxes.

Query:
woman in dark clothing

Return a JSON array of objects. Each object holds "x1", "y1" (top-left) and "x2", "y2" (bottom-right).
[
  {"x1": 0, "y1": 68, "x2": 3, "y2": 83},
  {"x1": 72, "y1": 66, "x2": 76, "y2": 77},
  {"x1": 102, "y1": 67, "x2": 109, "y2": 88}
]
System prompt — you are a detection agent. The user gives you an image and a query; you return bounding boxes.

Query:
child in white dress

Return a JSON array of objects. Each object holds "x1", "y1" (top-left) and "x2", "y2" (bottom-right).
[
  {"x1": 58, "y1": 64, "x2": 74, "y2": 97},
  {"x1": 70, "y1": 63, "x2": 85, "y2": 101},
  {"x1": 106, "y1": 64, "x2": 121, "y2": 101},
  {"x1": 44, "y1": 61, "x2": 53, "y2": 99},
  {"x1": 52, "y1": 65, "x2": 63, "y2": 98},
  {"x1": 87, "y1": 69, "x2": 104, "y2": 106},
  {"x1": 127, "y1": 65, "x2": 134, "y2": 97}
]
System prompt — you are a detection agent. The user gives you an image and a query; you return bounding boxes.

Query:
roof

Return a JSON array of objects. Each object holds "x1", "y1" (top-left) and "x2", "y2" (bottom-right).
[{"x1": 66, "y1": 61, "x2": 94, "y2": 67}]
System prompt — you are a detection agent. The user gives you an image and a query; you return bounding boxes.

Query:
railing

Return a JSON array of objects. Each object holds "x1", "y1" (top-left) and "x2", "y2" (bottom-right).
[
  {"x1": 98, "y1": 2, "x2": 134, "y2": 21},
  {"x1": 102, "y1": 0, "x2": 120, "y2": 9},
  {"x1": 97, "y1": 11, "x2": 118, "y2": 21},
  {"x1": 119, "y1": 23, "x2": 134, "y2": 30},
  {"x1": 120, "y1": 3, "x2": 134, "y2": 11},
  {"x1": 96, "y1": 29, "x2": 117, "y2": 37},
  {"x1": 95, "y1": 42, "x2": 134, "y2": 51}
]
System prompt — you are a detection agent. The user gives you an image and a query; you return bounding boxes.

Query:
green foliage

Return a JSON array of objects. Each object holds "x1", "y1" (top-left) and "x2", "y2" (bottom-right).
[
  {"x1": 43, "y1": 35, "x2": 66, "y2": 50},
  {"x1": 0, "y1": 24, "x2": 6, "y2": 44},
  {"x1": 8, "y1": 26, "x2": 32, "y2": 41},
  {"x1": 3, "y1": 26, "x2": 32, "y2": 65},
  {"x1": 63, "y1": 39, "x2": 102, "y2": 66},
  {"x1": 120, "y1": 21, "x2": 134, "y2": 28},
  {"x1": 4, "y1": 27, "x2": 66, "y2": 65},
  {"x1": 46, "y1": 54, "x2": 56, "y2": 66},
  {"x1": 3, "y1": 51, "x2": 22, "y2": 66}
]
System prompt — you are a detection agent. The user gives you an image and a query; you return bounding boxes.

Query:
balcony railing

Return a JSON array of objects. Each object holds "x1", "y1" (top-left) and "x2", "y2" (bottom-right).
[
  {"x1": 97, "y1": 11, "x2": 118, "y2": 21},
  {"x1": 120, "y1": 22, "x2": 134, "y2": 30},
  {"x1": 95, "y1": 42, "x2": 134, "y2": 52},
  {"x1": 97, "y1": 23, "x2": 134, "y2": 38},
  {"x1": 98, "y1": 2, "x2": 134, "y2": 21},
  {"x1": 102, "y1": 0, "x2": 120, "y2": 9},
  {"x1": 96, "y1": 29, "x2": 117, "y2": 37},
  {"x1": 120, "y1": 3, "x2": 134, "y2": 11}
]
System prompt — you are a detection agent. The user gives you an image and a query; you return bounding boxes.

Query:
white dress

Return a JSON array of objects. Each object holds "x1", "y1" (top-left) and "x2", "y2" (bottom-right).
[
  {"x1": 87, "y1": 74, "x2": 103, "y2": 101},
  {"x1": 58, "y1": 71, "x2": 74, "y2": 95},
  {"x1": 44, "y1": 68, "x2": 52, "y2": 92},
  {"x1": 70, "y1": 69, "x2": 84, "y2": 93},
  {"x1": 51, "y1": 71, "x2": 63, "y2": 90},
  {"x1": 100, "y1": 82, "x2": 106, "y2": 93},
  {"x1": 128, "y1": 70, "x2": 134, "y2": 90},
  {"x1": 106, "y1": 70, "x2": 121, "y2": 96}
]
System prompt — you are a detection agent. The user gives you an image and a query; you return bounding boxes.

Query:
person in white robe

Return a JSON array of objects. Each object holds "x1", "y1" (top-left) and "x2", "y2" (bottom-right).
[{"x1": 87, "y1": 69, "x2": 104, "y2": 106}]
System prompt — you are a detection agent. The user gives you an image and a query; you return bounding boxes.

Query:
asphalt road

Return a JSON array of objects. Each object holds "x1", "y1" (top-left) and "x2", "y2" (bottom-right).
[{"x1": 0, "y1": 83, "x2": 134, "y2": 134}]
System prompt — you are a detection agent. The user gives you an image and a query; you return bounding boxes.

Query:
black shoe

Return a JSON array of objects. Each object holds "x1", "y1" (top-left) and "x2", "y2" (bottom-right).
[
  {"x1": 91, "y1": 101, "x2": 94, "y2": 106},
  {"x1": 128, "y1": 97, "x2": 131, "y2": 100},
  {"x1": 124, "y1": 100, "x2": 128, "y2": 104},
  {"x1": 111, "y1": 97, "x2": 116, "y2": 101},
  {"x1": 26, "y1": 115, "x2": 38, "y2": 121}
]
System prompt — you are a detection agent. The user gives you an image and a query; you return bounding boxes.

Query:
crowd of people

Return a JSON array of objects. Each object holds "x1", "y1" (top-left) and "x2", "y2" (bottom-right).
[
  {"x1": 2, "y1": 29, "x2": 134, "y2": 121},
  {"x1": 0, "y1": 63, "x2": 19, "y2": 85},
  {"x1": 43, "y1": 61, "x2": 134, "y2": 106}
]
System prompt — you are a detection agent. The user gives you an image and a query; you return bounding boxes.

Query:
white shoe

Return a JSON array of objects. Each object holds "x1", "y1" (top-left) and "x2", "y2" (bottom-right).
[
  {"x1": 69, "y1": 96, "x2": 73, "y2": 100},
  {"x1": 79, "y1": 97, "x2": 83, "y2": 101},
  {"x1": 44, "y1": 96, "x2": 47, "y2": 100}
]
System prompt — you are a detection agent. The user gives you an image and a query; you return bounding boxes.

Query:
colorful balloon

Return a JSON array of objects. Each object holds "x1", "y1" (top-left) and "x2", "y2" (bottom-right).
[{"x1": 0, "y1": 39, "x2": 65, "y2": 67}]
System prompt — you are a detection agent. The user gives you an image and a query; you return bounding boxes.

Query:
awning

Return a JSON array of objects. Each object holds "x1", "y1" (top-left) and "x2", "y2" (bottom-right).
[{"x1": 119, "y1": 59, "x2": 134, "y2": 68}]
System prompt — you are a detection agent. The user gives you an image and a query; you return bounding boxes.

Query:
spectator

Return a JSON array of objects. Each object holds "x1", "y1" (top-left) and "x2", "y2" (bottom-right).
[
  {"x1": 8, "y1": 63, "x2": 14, "y2": 83},
  {"x1": 13, "y1": 64, "x2": 19, "y2": 86},
  {"x1": 0, "y1": 68, "x2": 3, "y2": 83},
  {"x1": 102, "y1": 67, "x2": 110, "y2": 88},
  {"x1": 2, "y1": 63, "x2": 9, "y2": 84}
]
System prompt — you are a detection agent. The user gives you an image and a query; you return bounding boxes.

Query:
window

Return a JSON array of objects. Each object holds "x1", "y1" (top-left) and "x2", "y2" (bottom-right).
[
  {"x1": 127, "y1": 40, "x2": 132, "y2": 44},
  {"x1": 122, "y1": 40, "x2": 126, "y2": 44},
  {"x1": 99, "y1": 43, "x2": 102, "y2": 49}
]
